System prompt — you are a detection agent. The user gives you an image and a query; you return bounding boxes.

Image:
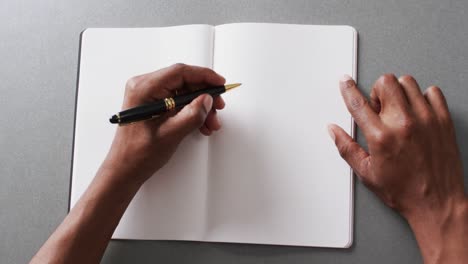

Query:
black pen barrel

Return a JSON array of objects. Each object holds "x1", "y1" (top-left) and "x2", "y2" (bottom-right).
[
  {"x1": 116, "y1": 100, "x2": 167, "y2": 123},
  {"x1": 173, "y1": 86, "x2": 225, "y2": 108},
  {"x1": 110, "y1": 86, "x2": 226, "y2": 124}
]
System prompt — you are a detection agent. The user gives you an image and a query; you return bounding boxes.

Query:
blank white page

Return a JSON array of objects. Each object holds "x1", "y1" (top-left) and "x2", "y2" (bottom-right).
[
  {"x1": 208, "y1": 23, "x2": 357, "y2": 247},
  {"x1": 71, "y1": 25, "x2": 214, "y2": 240}
]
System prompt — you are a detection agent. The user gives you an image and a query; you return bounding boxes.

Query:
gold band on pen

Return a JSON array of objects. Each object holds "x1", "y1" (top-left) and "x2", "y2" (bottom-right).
[
  {"x1": 164, "y1": 97, "x2": 176, "y2": 111},
  {"x1": 169, "y1": 98, "x2": 175, "y2": 110},
  {"x1": 164, "y1": 98, "x2": 170, "y2": 110},
  {"x1": 164, "y1": 98, "x2": 171, "y2": 110}
]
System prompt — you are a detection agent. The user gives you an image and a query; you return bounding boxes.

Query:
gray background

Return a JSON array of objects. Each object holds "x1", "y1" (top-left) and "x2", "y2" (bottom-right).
[{"x1": 1, "y1": 0, "x2": 467, "y2": 263}]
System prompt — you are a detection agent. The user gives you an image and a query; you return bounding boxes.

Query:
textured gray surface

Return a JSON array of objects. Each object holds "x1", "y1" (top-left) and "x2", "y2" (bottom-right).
[{"x1": 1, "y1": 0, "x2": 467, "y2": 263}]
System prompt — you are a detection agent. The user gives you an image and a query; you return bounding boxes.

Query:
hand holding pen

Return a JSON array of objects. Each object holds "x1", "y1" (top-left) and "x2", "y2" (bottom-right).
[{"x1": 107, "y1": 64, "x2": 232, "y2": 183}]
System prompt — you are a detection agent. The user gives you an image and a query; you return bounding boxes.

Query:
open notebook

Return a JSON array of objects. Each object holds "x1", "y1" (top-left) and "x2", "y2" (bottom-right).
[{"x1": 70, "y1": 23, "x2": 357, "y2": 248}]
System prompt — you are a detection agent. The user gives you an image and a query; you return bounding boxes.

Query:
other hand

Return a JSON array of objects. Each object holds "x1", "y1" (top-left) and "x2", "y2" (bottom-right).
[{"x1": 329, "y1": 74, "x2": 467, "y2": 262}]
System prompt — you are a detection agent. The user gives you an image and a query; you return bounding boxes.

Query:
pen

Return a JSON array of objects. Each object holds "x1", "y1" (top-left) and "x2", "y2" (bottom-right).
[{"x1": 109, "y1": 83, "x2": 241, "y2": 124}]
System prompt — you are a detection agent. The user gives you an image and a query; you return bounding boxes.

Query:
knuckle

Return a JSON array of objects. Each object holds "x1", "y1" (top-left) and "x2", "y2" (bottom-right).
[
  {"x1": 125, "y1": 76, "x2": 142, "y2": 94},
  {"x1": 370, "y1": 130, "x2": 390, "y2": 146},
  {"x1": 378, "y1": 73, "x2": 398, "y2": 86},
  {"x1": 397, "y1": 116, "x2": 415, "y2": 137},
  {"x1": 337, "y1": 143, "x2": 351, "y2": 158},
  {"x1": 399, "y1": 116, "x2": 414, "y2": 129},
  {"x1": 170, "y1": 63, "x2": 186, "y2": 72},
  {"x1": 358, "y1": 158, "x2": 371, "y2": 176},
  {"x1": 419, "y1": 110, "x2": 434, "y2": 126},
  {"x1": 186, "y1": 105, "x2": 206, "y2": 125},
  {"x1": 349, "y1": 96, "x2": 367, "y2": 112}
]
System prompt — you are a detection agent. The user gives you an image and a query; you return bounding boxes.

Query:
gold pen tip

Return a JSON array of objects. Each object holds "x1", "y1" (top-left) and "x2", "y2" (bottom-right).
[{"x1": 225, "y1": 83, "x2": 242, "y2": 91}]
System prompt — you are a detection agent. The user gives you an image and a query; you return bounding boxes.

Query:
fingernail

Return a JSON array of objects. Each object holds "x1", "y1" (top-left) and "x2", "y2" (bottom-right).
[
  {"x1": 203, "y1": 95, "x2": 213, "y2": 113},
  {"x1": 327, "y1": 124, "x2": 336, "y2": 142},
  {"x1": 340, "y1": 74, "x2": 354, "y2": 89}
]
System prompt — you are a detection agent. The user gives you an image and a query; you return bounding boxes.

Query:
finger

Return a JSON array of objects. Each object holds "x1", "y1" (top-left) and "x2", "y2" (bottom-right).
[
  {"x1": 174, "y1": 86, "x2": 225, "y2": 111},
  {"x1": 213, "y1": 96, "x2": 225, "y2": 110},
  {"x1": 184, "y1": 83, "x2": 209, "y2": 92},
  {"x1": 339, "y1": 75, "x2": 382, "y2": 136},
  {"x1": 369, "y1": 95, "x2": 381, "y2": 113},
  {"x1": 159, "y1": 63, "x2": 225, "y2": 88},
  {"x1": 424, "y1": 86, "x2": 452, "y2": 122},
  {"x1": 161, "y1": 94, "x2": 213, "y2": 141},
  {"x1": 169, "y1": 89, "x2": 224, "y2": 111},
  {"x1": 328, "y1": 124, "x2": 371, "y2": 181},
  {"x1": 398, "y1": 75, "x2": 430, "y2": 115},
  {"x1": 370, "y1": 74, "x2": 410, "y2": 117},
  {"x1": 144, "y1": 64, "x2": 226, "y2": 99},
  {"x1": 204, "y1": 109, "x2": 222, "y2": 131},
  {"x1": 199, "y1": 124, "x2": 212, "y2": 136}
]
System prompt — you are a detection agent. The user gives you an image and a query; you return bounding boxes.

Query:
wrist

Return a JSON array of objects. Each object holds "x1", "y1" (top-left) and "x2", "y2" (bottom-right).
[
  {"x1": 102, "y1": 139, "x2": 158, "y2": 187},
  {"x1": 405, "y1": 196, "x2": 468, "y2": 263},
  {"x1": 98, "y1": 156, "x2": 148, "y2": 191},
  {"x1": 104, "y1": 128, "x2": 169, "y2": 185}
]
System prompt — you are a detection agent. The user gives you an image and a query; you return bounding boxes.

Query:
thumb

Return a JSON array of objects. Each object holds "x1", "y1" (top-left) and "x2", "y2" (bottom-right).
[
  {"x1": 163, "y1": 94, "x2": 213, "y2": 141},
  {"x1": 328, "y1": 124, "x2": 370, "y2": 181}
]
